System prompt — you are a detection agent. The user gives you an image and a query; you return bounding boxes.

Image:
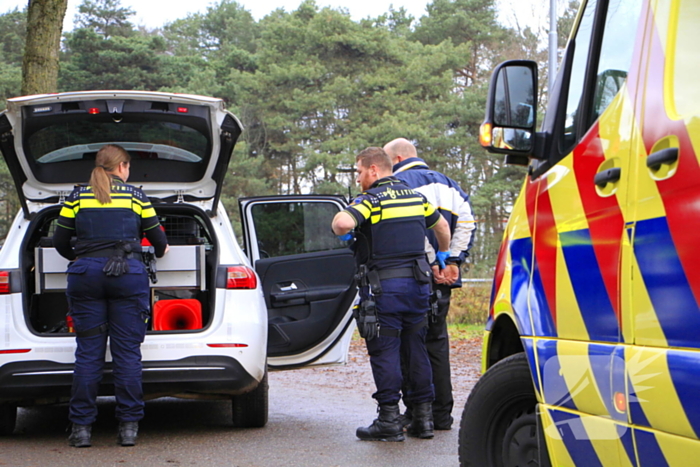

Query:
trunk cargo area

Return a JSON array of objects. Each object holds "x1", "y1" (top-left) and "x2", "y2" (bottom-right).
[{"x1": 23, "y1": 205, "x2": 217, "y2": 335}]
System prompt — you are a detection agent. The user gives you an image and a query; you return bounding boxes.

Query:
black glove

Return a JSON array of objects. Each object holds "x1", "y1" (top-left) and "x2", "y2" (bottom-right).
[
  {"x1": 356, "y1": 299, "x2": 379, "y2": 341},
  {"x1": 103, "y1": 255, "x2": 129, "y2": 277}
]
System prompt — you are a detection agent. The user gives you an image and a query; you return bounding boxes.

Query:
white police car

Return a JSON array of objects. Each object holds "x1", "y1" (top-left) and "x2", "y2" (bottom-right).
[{"x1": 0, "y1": 91, "x2": 357, "y2": 434}]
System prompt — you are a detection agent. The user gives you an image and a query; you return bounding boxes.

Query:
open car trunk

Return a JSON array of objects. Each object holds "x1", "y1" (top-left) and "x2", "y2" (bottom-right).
[{"x1": 22, "y1": 204, "x2": 218, "y2": 335}]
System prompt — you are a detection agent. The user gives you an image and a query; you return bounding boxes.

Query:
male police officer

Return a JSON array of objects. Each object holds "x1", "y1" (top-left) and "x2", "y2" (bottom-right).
[
  {"x1": 332, "y1": 147, "x2": 451, "y2": 441},
  {"x1": 384, "y1": 138, "x2": 475, "y2": 431}
]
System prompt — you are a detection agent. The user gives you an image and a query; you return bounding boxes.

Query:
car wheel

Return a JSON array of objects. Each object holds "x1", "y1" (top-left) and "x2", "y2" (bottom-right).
[
  {"x1": 232, "y1": 371, "x2": 268, "y2": 428},
  {"x1": 458, "y1": 352, "x2": 550, "y2": 467},
  {"x1": 0, "y1": 404, "x2": 17, "y2": 435}
]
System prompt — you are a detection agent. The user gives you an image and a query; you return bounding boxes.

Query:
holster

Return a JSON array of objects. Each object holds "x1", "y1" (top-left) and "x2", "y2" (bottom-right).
[{"x1": 141, "y1": 246, "x2": 158, "y2": 283}]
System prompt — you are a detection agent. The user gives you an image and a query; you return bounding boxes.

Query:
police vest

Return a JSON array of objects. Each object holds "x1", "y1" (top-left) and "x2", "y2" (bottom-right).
[
  {"x1": 344, "y1": 177, "x2": 441, "y2": 270},
  {"x1": 57, "y1": 179, "x2": 160, "y2": 255}
]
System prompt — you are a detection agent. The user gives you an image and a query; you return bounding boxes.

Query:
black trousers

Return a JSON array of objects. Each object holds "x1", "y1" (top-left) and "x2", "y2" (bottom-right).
[{"x1": 402, "y1": 284, "x2": 453, "y2": 426}]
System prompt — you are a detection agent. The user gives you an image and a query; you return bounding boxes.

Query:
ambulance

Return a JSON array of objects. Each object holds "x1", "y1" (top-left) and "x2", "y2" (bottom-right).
[{"x1": 459, "y1": 0, "x2": 700, "y2": 465}]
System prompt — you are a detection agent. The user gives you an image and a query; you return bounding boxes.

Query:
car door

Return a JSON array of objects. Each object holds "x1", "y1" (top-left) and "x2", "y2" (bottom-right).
[{"x1": 239, "y1": 195, "x2": 357, "y2": 369}]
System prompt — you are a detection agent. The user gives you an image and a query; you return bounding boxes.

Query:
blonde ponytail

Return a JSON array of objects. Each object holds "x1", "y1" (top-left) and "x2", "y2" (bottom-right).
[{"x1": 89, "y1": 144, "x2": 131, "y2": 205}]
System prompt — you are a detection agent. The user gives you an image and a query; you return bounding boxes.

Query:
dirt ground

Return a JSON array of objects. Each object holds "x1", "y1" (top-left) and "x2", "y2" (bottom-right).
[{"x1": 273, "y1": 333, "x2": 484, "y2": 413}]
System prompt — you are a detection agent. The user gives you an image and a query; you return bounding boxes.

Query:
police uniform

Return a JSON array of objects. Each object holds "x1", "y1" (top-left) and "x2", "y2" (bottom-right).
[
  {"x1": 343, "y1": 176, "x2": 441, "y2": 438},
  {"x1": 53, "y1": 177, "x2": 167, "y2": 428}
]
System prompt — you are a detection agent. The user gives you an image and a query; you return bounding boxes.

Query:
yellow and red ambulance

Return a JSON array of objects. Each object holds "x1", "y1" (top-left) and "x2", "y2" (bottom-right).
[{"x1": 459, "y1": 0, "x2": 700, "y2": 465}]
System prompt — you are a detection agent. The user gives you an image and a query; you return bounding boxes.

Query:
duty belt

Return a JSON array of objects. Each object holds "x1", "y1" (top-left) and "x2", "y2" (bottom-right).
[{"x1": 78, "y1": 248, "x2": 136, "y2": 259}]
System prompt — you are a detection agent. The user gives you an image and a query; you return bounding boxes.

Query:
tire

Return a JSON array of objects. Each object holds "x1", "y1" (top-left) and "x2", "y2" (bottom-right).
[
  {"x1": 458, "y1": 352, "x2": 550, "y2": 467},
  {"x1": 0, "y1": 404, "x2": 17, "y2": 436},
  {"x1": 232, "y1": 371, "x2": 268, "y2": 428}
]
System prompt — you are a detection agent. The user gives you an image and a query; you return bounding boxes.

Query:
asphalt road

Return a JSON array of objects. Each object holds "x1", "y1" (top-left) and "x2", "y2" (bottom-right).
[{"x1": 0, "y1": 339, "x2": 481, "y2": 467}]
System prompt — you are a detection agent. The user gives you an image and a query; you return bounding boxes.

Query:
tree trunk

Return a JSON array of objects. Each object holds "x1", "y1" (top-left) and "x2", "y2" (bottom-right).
[{"x1": 21, "y1": 0, "x2": 68, "y2": 96}]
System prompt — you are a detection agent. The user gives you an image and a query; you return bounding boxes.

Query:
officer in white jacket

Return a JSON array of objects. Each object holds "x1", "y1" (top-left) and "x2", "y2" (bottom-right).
[{"x1": 384, "y1": 138, "x2": 476, "y2": 431}]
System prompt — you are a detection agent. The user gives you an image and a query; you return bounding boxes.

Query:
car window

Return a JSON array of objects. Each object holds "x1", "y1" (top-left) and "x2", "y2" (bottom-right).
[
  {"x1": 587, "y1": 0, "x2": 644, "y2": 127},
  {"x1": 28, "y1": 120, "x2": 208, "y2": 164},
  {"x1": 670, "y1": 1, "x2": 700, "y2": 118},
  {"x1": 251, "y1": 201, "x2": 346, "y2": 258},
  {"x1": 559, "y1": 0, "x2": 597, "y2": 153}
]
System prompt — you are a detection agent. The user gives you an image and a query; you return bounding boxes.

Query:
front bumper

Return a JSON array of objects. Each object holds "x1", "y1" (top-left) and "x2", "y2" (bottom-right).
[{"x1": 0, "y1": 355, "x2": 258, "y2": 404}]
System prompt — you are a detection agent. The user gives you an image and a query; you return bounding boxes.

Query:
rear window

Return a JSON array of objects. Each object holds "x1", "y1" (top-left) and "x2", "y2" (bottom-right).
[
  {"x1": 21, "y1": 99, "x2": 213, "y2": 184},
  {"x1": 28, "y1": 121, "x2": 207, "y2": 164}
]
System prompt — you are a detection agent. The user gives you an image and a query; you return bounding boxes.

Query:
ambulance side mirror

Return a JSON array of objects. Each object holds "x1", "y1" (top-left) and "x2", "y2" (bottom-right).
[{"x1": 480, "y1": 60, "x2": 542, "y2": 163}]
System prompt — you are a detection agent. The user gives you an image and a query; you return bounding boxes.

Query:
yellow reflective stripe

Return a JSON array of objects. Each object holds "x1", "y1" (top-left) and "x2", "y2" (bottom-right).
[
  {"x1": 380, "y1": 198, "x2": 421, "y2": 206},
  {"x1": 59, "y1": 206, "x2": 76, "y2": 218},
  {"x1": 424, "y1": 202, "x2": 437, "y2": 217},
  {"x1": 78, "y1": 198, "x2": 134, "y2": 209},
  {"x1": 141, "y1": 207, "x2": 157, "y2": 218},
  {"x1": 381, "y1": 204, "x2": 426, "y2": 220},
  {"x1": 352, "y1": 200, "x2": 373, "y2": 220}
]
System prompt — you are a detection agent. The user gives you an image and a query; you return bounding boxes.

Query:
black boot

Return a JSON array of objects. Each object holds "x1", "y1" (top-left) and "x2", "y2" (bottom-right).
[
  {"x1": 68, "y1": 423, "x2": 92, "y2": 448},
  {"x1": 356, "y1": 404, "x2": 405, "y2": 442},
  {"x1": 407, "y1": 402, "x2": 434, "y2": 439},
  {"x1": 117, "y1": 421, "x2": 139, "y2": 446},
  {"x1": 398, "y1": 406, "x2": 412, "y2": 431}
]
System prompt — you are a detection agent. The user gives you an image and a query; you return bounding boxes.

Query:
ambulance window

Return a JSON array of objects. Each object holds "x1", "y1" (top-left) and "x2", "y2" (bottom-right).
[
  {"x1": 588, "y1": 0, "x2": 644, "y2": 126},
  {"x1": 560, "y1": 0, "x2": 597, "y2": 153},
  {"x1": 671, "y1": 2, "x2": 700, "y2": 118}
]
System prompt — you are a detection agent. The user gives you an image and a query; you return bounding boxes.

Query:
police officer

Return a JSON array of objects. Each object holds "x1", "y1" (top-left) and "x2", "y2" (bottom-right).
[
  {"x1": 384, "y1": 137, "x2": 475, "y2": 431},
  {"x1": 331, "y1": 147, "x2": 451, "y2": 441},
  {"x1": 53, "y1": 144, "x2": 169, "y2": 448}
]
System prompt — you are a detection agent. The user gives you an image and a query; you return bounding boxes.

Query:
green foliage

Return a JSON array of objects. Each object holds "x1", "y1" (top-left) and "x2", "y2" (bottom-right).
[
  {"x1": 0, "y1": 0, "x2": 578, "y2": 276},
  {"x1": 74, "y1": 0, "x2": 135, "y2": 38}
]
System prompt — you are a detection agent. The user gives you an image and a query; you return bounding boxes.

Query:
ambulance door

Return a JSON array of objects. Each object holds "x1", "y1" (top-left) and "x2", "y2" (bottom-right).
[
  {"x1": 532, "y1": 0, "x2": 644, "y2": 464},
  {"x1": 625, "y1": 0, "x2": 700, "y2": 461}
]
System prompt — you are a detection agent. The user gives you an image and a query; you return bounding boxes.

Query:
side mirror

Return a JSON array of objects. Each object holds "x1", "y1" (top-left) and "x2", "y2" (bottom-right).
[{"x1": 480, "y1": 60, "x2": 540, "y2": 158}]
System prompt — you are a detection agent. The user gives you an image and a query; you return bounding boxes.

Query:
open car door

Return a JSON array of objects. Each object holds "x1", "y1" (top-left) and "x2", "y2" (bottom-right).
[{"x1": 239, "y1": 195, "x2": 357, "y2": 370}]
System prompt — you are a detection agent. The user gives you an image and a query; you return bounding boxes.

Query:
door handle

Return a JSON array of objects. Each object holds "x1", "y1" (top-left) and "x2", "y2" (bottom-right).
[
  {"x1": 594, "y1": 167, "x2": 621, "y2": 188},
  {"x1": 647, "y1": 147, "x2": 678, "y2": 170}
]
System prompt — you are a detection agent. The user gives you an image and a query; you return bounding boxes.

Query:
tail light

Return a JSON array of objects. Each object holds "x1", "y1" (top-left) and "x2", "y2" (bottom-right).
[
  {"x1": 226, "y1": 266, "x2": 257, "y2": 289},
  {"x1": 0, "y1": 271, "x2": 10, "y2": 294}
]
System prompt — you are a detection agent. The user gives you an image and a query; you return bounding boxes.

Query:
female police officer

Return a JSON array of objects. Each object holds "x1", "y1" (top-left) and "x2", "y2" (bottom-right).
[{"x1": 53, "y1": 144, "x2": 168, "y2": 447}]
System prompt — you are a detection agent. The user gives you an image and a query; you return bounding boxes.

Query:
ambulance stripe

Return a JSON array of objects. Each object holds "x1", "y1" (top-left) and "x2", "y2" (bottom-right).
[
  {"x1": 588, "y1": 344, "x2": 616, "y2": 418},
  {"x1": 530, "y1": 263, "x2": 556, "y2": 336},
  {"x1": 619, "y1": 424, "x2": 638, "y2": 467},
  {"x1": 628, "y1": 375, "x2": 652, "y2": 430},
  {"x1": 560, "y1": 230, "x2": 619, "y2": 342},
  {"x1": 640, "y1": 17, "x2": 700, "y2": 321},
  {"x1": 489, "y1": 237, "x2": 508, "y2": 317},
  {"x1": 549, "y1": 410, "x2": 603, "y2": 467},
  {"x1": 634, "y1": 430, "x2": 669, "y2": 467},
  {"x1": 572, "y1": 127, "x2": 623, "y2": 327},
  {"x1": 509, "y1": 238, "x2": 534, "y2": 336},
  {"x1": 532, "y1": 178, "x2": 558, "y2": 327},
  {"x1": 667, "y1": 350, "x2": 700, "y2": 437},
  {"x1": 633, "y1": 217, "x2": 700, "y2": 348},
  {"x1": 537, "y1": 340, "x2": 577, "y2": 411}
]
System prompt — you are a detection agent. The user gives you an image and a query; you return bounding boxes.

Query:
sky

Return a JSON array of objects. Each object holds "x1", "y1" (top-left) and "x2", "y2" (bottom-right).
[{"x1": 1, "y1": 0, "x2": 554, "y2": 31}]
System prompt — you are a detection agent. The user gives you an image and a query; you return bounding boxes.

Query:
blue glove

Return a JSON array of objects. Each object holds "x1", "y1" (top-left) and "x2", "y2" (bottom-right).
[
  {"x1": 337, "y1": 232, "x2": 354, "y2": 242},
  {"x1": 436, "y1": 251, "x2": 450, "y2": 269}
]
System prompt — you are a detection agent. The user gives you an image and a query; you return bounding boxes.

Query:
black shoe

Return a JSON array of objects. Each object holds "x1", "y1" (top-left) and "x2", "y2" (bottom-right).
[
  {"x1": 398, "y1": 412, "x2": 412, "y2": 431},
  {"x1": 117, "y1": 421, "x2": 139, "y2": 446},
  {"x1": 433, "y1": 415, "x2": 453, "y2": 431},
  {"x1": 356, "y1": 404, "x2": 405, "y2": 442},
  {"x1": 407, "y1": 402, "x2": 434, "y2": 439},
  {"x1": 68, "y1": 423, "x2": 92, "y2": 448}
]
